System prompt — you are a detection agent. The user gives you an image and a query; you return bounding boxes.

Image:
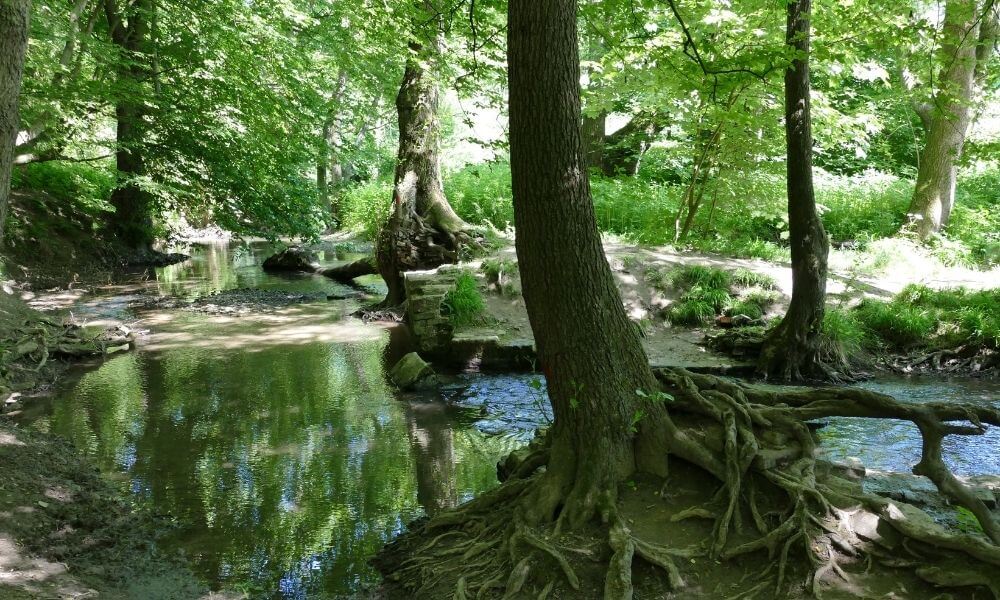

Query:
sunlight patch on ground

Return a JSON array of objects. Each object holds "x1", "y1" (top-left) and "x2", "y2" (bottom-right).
[
  {"x1": 0, "y1": 432, "x2": 24, "y2": 446},
  {"x1": 0, "y1": 535, "x2": 95, "y2": 598}
]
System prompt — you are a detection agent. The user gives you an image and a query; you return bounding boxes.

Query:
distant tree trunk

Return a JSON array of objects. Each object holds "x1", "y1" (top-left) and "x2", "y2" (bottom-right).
[
  {"x1": 674, "y1": 123, "x2": 723, "y2": 242},
  {"x1": 0, "y1": 0, "x2": 31, "y2": 247},
  {"x1": 580, "y1": 111, "x2": 606, "y2": 171},
  {"x1": 375, "y1": 18, "x2": 474, "y2": 307},
  {"x1": 105, "y1": 0, "x2": 154, "y2": 252},
  {"x1": 508, "y1": 0, "x2": 676, "y2": 527},
  {"x1": 905, "y1": 0, "x2": 995, "y2": 239},
  {"x1": 579, "y1": 22, "x2": 607, "y2": 172},
  {"x1": 319, "y1": 70, "x2": 348, "y2": 227},
  {"x1": 758, "y1": 0, "x2": 831, "y2": 381},
  {"x1": 600, "y1": 111, "x2": 668, "y2": 176}
]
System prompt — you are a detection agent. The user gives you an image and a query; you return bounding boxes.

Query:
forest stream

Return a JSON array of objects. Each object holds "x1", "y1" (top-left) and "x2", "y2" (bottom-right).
[{"x1": 9, "y1": 242, "x2": 999, "y2": 599}]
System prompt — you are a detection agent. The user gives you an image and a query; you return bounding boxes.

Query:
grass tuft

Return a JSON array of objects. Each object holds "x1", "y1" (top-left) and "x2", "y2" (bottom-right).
[{"x1": 442, "y1": 272, "x2": 486, "y2": 327}]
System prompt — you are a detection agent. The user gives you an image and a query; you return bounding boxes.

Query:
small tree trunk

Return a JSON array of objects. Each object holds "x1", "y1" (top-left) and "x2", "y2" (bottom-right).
[
  {"x1": 0, "y1": 0, "x2": 31, "y2": 247},
  {"x1": 758, "y1": 0, "x2": 831, "y2": 381},
  {"x1": 319, "y1": 70, "x2": 348, "y2": 227},
  {"x1": 509, "y1": 0, "x2": 671, "y2": 527},
  {"x1": 375, "y1": 24, "x2": 472, "y2": 307},
  {"x1": 106, "y1": 0, "x2": 155, "y2": 252},
  {"x1": 905, "y1": 0, "x2": 984, "y2": 239},
  {"x1": 600, "y1": 111, "x2": 668, "y2": 176},
  {"x1": 317, "y1": 123, "x2": 329, "y2": 215},
  {"x1": 580, "y1": 111, "x2": 606, "y2": 171}
]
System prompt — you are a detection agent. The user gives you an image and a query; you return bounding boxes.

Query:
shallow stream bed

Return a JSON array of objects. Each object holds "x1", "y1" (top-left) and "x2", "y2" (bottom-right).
[{"x1": 10, "y1": 242, "x2": 999, "y2": 598}]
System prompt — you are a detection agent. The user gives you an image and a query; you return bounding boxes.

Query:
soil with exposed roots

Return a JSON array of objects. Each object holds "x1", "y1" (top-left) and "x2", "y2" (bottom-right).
[{"x1": 375, "y1": 368, "x2": 1000, "y2": 599}]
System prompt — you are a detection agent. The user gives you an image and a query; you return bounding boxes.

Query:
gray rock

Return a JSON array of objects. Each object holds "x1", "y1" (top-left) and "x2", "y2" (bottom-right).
[{"x1": 262, "y1": 246, "x2": 319, "y2": 272}]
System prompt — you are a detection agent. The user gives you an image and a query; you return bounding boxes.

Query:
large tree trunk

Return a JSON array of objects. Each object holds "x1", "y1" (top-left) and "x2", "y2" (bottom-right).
[
  {"x1": 375, "y1": 20, "x2": 473, "y2": 307},
  {"x1": 905, "y1": 0, "x2": 992, "y2": 239},
  {"x1": 758, "y1": 0, "x2": 831, "y2": 381},
  {"x1": 508, "y1": 0, "x2": 673, "y2": 528},
  {"x1": 0, "y1": 0, "x2": 31, "y2": 248},
  {"x1": 600, "y1": 111, "x2": 668, "y2": 176},
  {"x1": 105, "y1": 0, "x2": 154, "y2": 252},
  {"x1": 375, "y1": 1, "x2": 1000, "y2": 594}
]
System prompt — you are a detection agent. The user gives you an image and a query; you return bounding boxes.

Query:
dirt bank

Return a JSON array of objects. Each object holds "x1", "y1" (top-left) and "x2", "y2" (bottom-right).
[{"x1": 0, "y1": 421, "x2": 221, "y2": 599}]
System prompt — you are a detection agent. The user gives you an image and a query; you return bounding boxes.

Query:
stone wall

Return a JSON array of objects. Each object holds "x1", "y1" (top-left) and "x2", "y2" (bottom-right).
[{"x1": 403, "y1": 267, "x2": 459, "y2": 354}]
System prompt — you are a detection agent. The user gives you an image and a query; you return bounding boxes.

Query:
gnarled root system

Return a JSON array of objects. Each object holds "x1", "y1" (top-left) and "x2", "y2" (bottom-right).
[{"x1": 376, "y1": 368, "x2": 1000, "y2": 599}]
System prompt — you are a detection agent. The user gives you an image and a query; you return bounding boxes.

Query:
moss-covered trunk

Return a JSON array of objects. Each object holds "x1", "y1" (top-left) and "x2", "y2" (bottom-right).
[
  {"x1": 758, "y1": 0, "x2": 831, "y2": 381},
  {"x1": 905, "y1": 0, "x2": 987, "y2": 239},
  {"x1": 375, "y1": 11, "x2": 472, "y2": 307},
  {"x1": 0, "y1": 0, "x2": 30, "y2": 248}
]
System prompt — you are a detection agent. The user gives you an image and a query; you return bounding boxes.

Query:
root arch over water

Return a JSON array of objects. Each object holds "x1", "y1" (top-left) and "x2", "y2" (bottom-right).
[{"x1": 376, "y1": 368, "x2": 1000, "y2": 599}]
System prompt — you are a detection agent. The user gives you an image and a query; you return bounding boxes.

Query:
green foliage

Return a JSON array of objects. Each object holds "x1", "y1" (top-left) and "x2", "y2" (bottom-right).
[
  {"x1": 948, "y1": 166, "x2": 1000, "y2": 267},
  {"x1": 817, "y1": 173, "x2": 913, "y2": 242},
  {"x1": 445, "y1": 163, "x2": 515, "y2": 229},
  {"x1": 12, "y1": 161, "x2": 115, "y2": 211},
  {"x1": 442, "y1": 273, "x2": 486, "y2": 328},
  {"x1": 659, "y1": 265, "x2": 785, "y2": 326},
  {"x1": 731, "y1": 268, "x2": 778, "y2": 290},
  {"x1": 666, "y1": 265, "x2": 732, "y2": 291},
  {"x1": 480, "y1": 257, "x2": 517, "y2": 286},
  {"x1": 666, "y1": 300, "x2": 717, "y2": 326},
  {"x1": 728, "y1": 290, "x2": 781, "y2": 319},
  {"x1": 820, "y1": 308, "x2": 868, "y2": 358},
  {"x1": 851, "y1": 285, "x2": 1000, "y2": 352},
  {"x1": 662, "y1": 266, "x2": 731, "y2": 324},
  {"x1": 339, "y1": 180, "x2": 393, "y2": 240},
  {"x1": 854, "y1": 300, "x2": 935, "y2": 349}
]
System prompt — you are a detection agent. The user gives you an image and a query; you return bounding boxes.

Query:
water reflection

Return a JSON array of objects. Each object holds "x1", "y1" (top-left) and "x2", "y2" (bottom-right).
[
  {"x1": 23, "y1": 328, "x2": 513, "y2": 598},
  {"x1": 57, "y1": 241, "x2": 372, "y2": 321},
  {"x1": 816, "y1": 376, "x2": 1000, "y2": 476},
  {"x1": 453, "y1": 373, "x2": 999, "y2": 477}
]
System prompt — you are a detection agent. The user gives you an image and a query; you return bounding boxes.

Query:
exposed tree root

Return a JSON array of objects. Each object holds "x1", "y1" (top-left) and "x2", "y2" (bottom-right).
[
  {"x1": 890, "y1": 344, "x2": 998, "y2": 376},
  {"x1": 376, "y1": 368, "x2": 1000, "y2": 599},
  {"x1": 1, "y1": 309, "x2": 134, "y2": 401},
  {"x1": 374, "y1": 196, "x2": 484, "y2": 309}
]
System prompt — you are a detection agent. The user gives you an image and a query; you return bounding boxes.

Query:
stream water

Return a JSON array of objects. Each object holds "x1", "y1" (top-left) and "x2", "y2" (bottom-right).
[{"x1": 12, "y1": 242, "x2": 999, "y2": 599}]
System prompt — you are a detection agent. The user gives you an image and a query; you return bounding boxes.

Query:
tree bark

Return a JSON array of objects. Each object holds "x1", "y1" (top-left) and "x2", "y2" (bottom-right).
[
  {"x1": 0, "y1": 0, "x2": 31, "y2": 247},
  {"x1": 758, "y1": 0, "x2": 831, "y2": 381},
  {"x1": 319, "y1": 70, "x2": 348, "y2": 226},
  {"x1": 905, "y1": 0, "x2": 991, "y2": 239},
  {"x1": 600, "y1": 111, "x2": 668, "y2": 176},
  {"x1": 105, "y1": 0, "x2": 155, "y2": 252},
  {"x1": 580, "y1": 111, "x2": 606, "y2": 171},
  {"x1": 375, "y1": 11, "x2": 473, "y2": 307},
  {"x1": 508, "y1": 0, "x2": 672, "y2": 527}
]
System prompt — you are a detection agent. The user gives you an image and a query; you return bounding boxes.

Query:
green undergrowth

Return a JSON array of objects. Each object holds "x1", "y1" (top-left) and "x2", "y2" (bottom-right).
[
  {"x1": 819, "y1": 286, "x2": 999, "y2": 357},
  {"x1": 647, "y1": 265, "x2": 781, "y2": 326},
  {"x1": 443, "y1": 272, "x2": 486, "y2": 327},
  {"x1": 338, "y1": 160, "x2": 997, "y2": 269}
]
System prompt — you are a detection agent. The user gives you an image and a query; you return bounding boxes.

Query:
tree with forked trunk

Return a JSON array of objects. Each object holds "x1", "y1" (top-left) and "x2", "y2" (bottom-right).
[
  {"x1": 375, "y1": 1, "x2": 1000, "y2": 598},
  {"x1": 374, "y1": 2, "x2": 478, "y2": 308},
  {"x1": 904, "y1": 0, "x2": 998, "y2": 240},
  {"x1": 0, "y1": 0, "x2": 31, "y2": 248}
]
